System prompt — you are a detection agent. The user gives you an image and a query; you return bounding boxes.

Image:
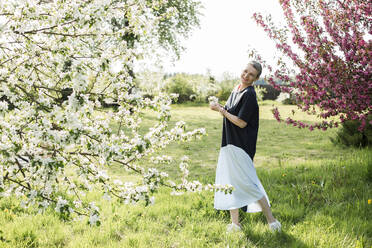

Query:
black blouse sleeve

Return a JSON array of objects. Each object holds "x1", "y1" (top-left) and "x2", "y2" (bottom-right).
[{"x1": 237, "y1": 92, "x2": 256, "y2": 123}]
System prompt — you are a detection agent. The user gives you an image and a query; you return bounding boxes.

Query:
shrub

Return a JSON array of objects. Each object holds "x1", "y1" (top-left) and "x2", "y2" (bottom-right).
[
  {"x1": 259, "y1": 84, "x2": 281, "y2": 100},
  {"x1": 331, "y1": 115, "x2": 372, "y2": 148},
  {"x1": 215, "y1": 85, "x2": 233, "y2": 101},
  {"x1": 215, "y1": 77, "x2": 236, "y2": 101},
  {"x1": 254, "y1": 85, "x2": 267, "y2": 102},
  {"x1": 193, "y1": 83, "x2": 217, "y2": 103},
  {"x1": 165, "y1": 75, "x2": 195, "y2": 103}
]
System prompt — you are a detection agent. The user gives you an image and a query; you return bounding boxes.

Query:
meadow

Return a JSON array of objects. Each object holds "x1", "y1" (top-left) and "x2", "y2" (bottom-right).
[{"x1": 0, "y1": 102, "x2": 371, "y2": 248}]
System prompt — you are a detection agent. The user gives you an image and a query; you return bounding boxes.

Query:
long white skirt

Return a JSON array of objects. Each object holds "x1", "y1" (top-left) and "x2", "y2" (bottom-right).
[{"x1": 214, "y1": 144, "x2": 270, "y2": 213}]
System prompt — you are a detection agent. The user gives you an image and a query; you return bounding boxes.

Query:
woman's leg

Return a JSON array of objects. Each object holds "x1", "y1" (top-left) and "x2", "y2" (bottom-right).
[
  {"x1": 257, "y1": 196, "x2": 276, "y2": 224},
  {"x1": 229, "y1": 209, "x2": 241, "y2": 226}
]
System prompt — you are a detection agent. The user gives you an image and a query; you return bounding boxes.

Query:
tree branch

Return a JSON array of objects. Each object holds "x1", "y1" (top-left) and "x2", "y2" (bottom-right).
[{"x1": 22, "y1": 19, "x2": 77, "y2": 34}]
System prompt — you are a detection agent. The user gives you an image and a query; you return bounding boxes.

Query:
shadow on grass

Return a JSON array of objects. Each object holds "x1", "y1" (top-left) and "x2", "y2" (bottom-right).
[
  {"x1": 209, "y1": 209, "x2": 310, "y2": 248},
  {"x1": 191, "y1": 149, "x2": 371, "y2": 247},
  {"x1": 243, "y1": 227, "x2": 310, "y2": 248}
]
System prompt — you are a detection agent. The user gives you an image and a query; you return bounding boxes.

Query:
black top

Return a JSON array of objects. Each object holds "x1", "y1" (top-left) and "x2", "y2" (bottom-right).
[{"x1": 221, "y1": 85, "x2": 259, "y2": 161}]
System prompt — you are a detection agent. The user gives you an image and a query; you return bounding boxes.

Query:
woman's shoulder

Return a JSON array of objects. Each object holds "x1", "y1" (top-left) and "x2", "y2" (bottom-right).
[
  {"x1": 241, "y1": 88, "x2": 257, "y2": 102},
  {"x1": 243, "y1": 87, "x2": 255, "y2": 96}
]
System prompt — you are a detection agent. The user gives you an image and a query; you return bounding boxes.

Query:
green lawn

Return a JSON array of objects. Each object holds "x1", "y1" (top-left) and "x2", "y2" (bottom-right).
[{"x1": 1, "y1": 102, "x2": 371, "y2": 248}]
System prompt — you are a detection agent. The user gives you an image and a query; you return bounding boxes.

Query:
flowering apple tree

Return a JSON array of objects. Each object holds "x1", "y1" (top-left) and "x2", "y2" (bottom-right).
[
  {"x1": 0, "y1": 0, "x2": 232, "y2": 225},
  {"x1": 250, "y1": 0, "x2": 371, "y2": 131}
]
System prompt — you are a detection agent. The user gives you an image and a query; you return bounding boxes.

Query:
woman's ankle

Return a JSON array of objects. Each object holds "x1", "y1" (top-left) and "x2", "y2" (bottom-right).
[
  {"x1": 267, "y1": 217, "x2": 276, "y2": 224},
  {"x1": 232, "y1": 222, "x2": 242, "y2": 227}
]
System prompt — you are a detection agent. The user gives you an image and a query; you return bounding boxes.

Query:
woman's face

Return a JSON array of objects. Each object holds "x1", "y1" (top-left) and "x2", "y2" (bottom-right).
[{"x1": 241, "y1": 64, "x2": 259, "y2": 85}]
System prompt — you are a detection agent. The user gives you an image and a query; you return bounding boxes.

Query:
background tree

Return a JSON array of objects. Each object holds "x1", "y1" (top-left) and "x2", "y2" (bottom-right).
[
  {"x1": 250, "y1": 0, "x2": 371, "y2": 131},
  {"x1": 148, "y1": 0, "x2": 202, "y2": 58},
  {"x1": 0, "y1": 0, "x2": 231, "y2": 225}
]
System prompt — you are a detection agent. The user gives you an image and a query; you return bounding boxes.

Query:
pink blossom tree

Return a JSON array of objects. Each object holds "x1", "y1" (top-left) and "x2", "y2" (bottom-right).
[{"x1": 251, "y1": 0, "x2": 371, "y2": 131}]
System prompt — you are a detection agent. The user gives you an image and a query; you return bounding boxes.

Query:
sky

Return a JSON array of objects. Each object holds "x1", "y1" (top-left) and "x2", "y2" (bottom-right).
[
  {"x1": 158, "y1": 0, "x2": 286, "y2": 79},
  {"x1": 0, "y1": 1, "x2": 286, "y2": 79}
]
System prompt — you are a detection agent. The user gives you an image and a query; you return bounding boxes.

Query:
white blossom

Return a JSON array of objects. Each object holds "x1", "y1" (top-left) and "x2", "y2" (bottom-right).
[
  {"x1": 103, "y1": 193, "x2": 111, "y2": 201},
  {"x1": 0, "y1": 0, "x2": 227, "y2": 223},
  {"x1": 180, "y1": 156, "x2": 189, "y2": 162},
  {"x1": 208, "y1": 96, "x2": 219, "y2": 104},
  {"x1": 89, "y1": 214, "x2": 100, "y2": 226},
  {"x1": 0, "y1": 101, "x2": 8, "y2": 111},
  {"x1": 55, "y1": 197, "x2": 68, "y2": 213}
]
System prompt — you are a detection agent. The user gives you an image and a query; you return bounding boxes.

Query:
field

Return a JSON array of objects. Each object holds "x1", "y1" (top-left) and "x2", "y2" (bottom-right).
[{"x1": 0, "y1": 102, "x2": 371, "y2": 248}]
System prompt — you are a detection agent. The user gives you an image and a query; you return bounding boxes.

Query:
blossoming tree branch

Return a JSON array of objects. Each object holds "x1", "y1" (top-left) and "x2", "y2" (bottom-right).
[
  {"x1": 0, "y1": 0, "x2": 232, "y2": 225},
  {"x1": 251, "y1": 0, "x2": 371, "y2": 131}
]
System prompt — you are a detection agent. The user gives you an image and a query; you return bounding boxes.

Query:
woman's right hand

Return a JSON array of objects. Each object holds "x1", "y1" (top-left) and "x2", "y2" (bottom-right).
[{"x1": 210, "y1": 102, "x2": 220, "y2": 111}]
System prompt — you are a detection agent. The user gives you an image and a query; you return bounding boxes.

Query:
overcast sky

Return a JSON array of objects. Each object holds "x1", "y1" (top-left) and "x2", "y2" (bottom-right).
[{"x1": 159, "y1": 0, "x2": 286, "y2": 78}]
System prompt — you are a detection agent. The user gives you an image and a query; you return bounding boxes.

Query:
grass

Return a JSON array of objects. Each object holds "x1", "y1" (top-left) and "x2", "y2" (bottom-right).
[{"x1": 0, "y1": 102, "x2": 371, "y2": 247}]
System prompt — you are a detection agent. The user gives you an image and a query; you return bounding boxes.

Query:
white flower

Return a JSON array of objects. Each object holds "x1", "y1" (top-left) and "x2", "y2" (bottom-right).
[
  {"x1": 180, "y1": 156, "x2": 189, "y2": 162},
  {"x1": 29, "y1": 190, "x2": 37, "y2": 199},
  {"x1": 89, "y1": 214, "x2": 100, "y2": 226},
  {"x1": 160, "y1": 172, "x2": 168, "y2": 178},
  {"x1": 0, "y1": 101, "x2": 8, "y2": 111},
  {"x1": 131, "y1": 137, "x2": 145, "y2": 147},
  {"x1": 150, "y1": 155, "x2": 172, "y2": 164},
  {"x1": 198, "y1": 128, "x2": 206, "y2": 135},
  {"x1": 103, "y1": 193, "x2": 111, "y2": 201},
  {"x1": 43, "y1": 183, "x2": 53, "y2": 196},
  {"x1": 113, "y1": 179, "x2": 123, "y2": 186},
  {"x1": 161, "y1": 105, "x2": 170, "y2": 112},
  {"x1": 40, "y1": 200, "x2": 49, "y2": 209},
  {"x1": 97, "y1": 170, "x2": 109, "y2": 181},
  {"x1": 0, "y1": 0, "x2": 235, "y2": 223},
  {"x1": 89, "y1": 202, "x2": 100, "y2": 212},
  {"x1": 73, "y1": 200, "x2": 82, "y2": 208},
  {"x1": 55, "y1": 197, "x2": 68, "y2": 212},
  {"x1": 174, "y1": 127, "x2": 183, "y2": 135},
  {"x1": 208, "y1": 96, "x2": 218, "y2": 104},
  {"x1": 136, "y1": 185, "x2": 148, "y2": 193}
]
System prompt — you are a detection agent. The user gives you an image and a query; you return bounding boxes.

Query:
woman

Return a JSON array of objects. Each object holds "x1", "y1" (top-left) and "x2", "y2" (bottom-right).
[{"x1": 210, "y1": 61, "x2": 281, "y2": 232}]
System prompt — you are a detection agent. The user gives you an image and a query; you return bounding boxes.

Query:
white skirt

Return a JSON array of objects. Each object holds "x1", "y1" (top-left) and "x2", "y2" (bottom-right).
[{"x1": 214, "y1": 144, "x2": 270, "y2": 213}]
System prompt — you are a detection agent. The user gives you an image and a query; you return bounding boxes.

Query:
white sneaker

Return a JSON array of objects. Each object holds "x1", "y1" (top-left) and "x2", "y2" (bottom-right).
[
  {"x1": 226, "y1": 223, "x2": 242, "y2": 233},
  {"x1": 269, "y1": 220, "x2": 281, "y2": 232}
]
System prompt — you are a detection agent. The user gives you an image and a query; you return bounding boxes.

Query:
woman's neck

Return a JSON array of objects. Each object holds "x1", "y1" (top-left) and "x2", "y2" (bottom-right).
[{"x1": 238, "y1": 82, "x2": 252, "y2": 91}]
